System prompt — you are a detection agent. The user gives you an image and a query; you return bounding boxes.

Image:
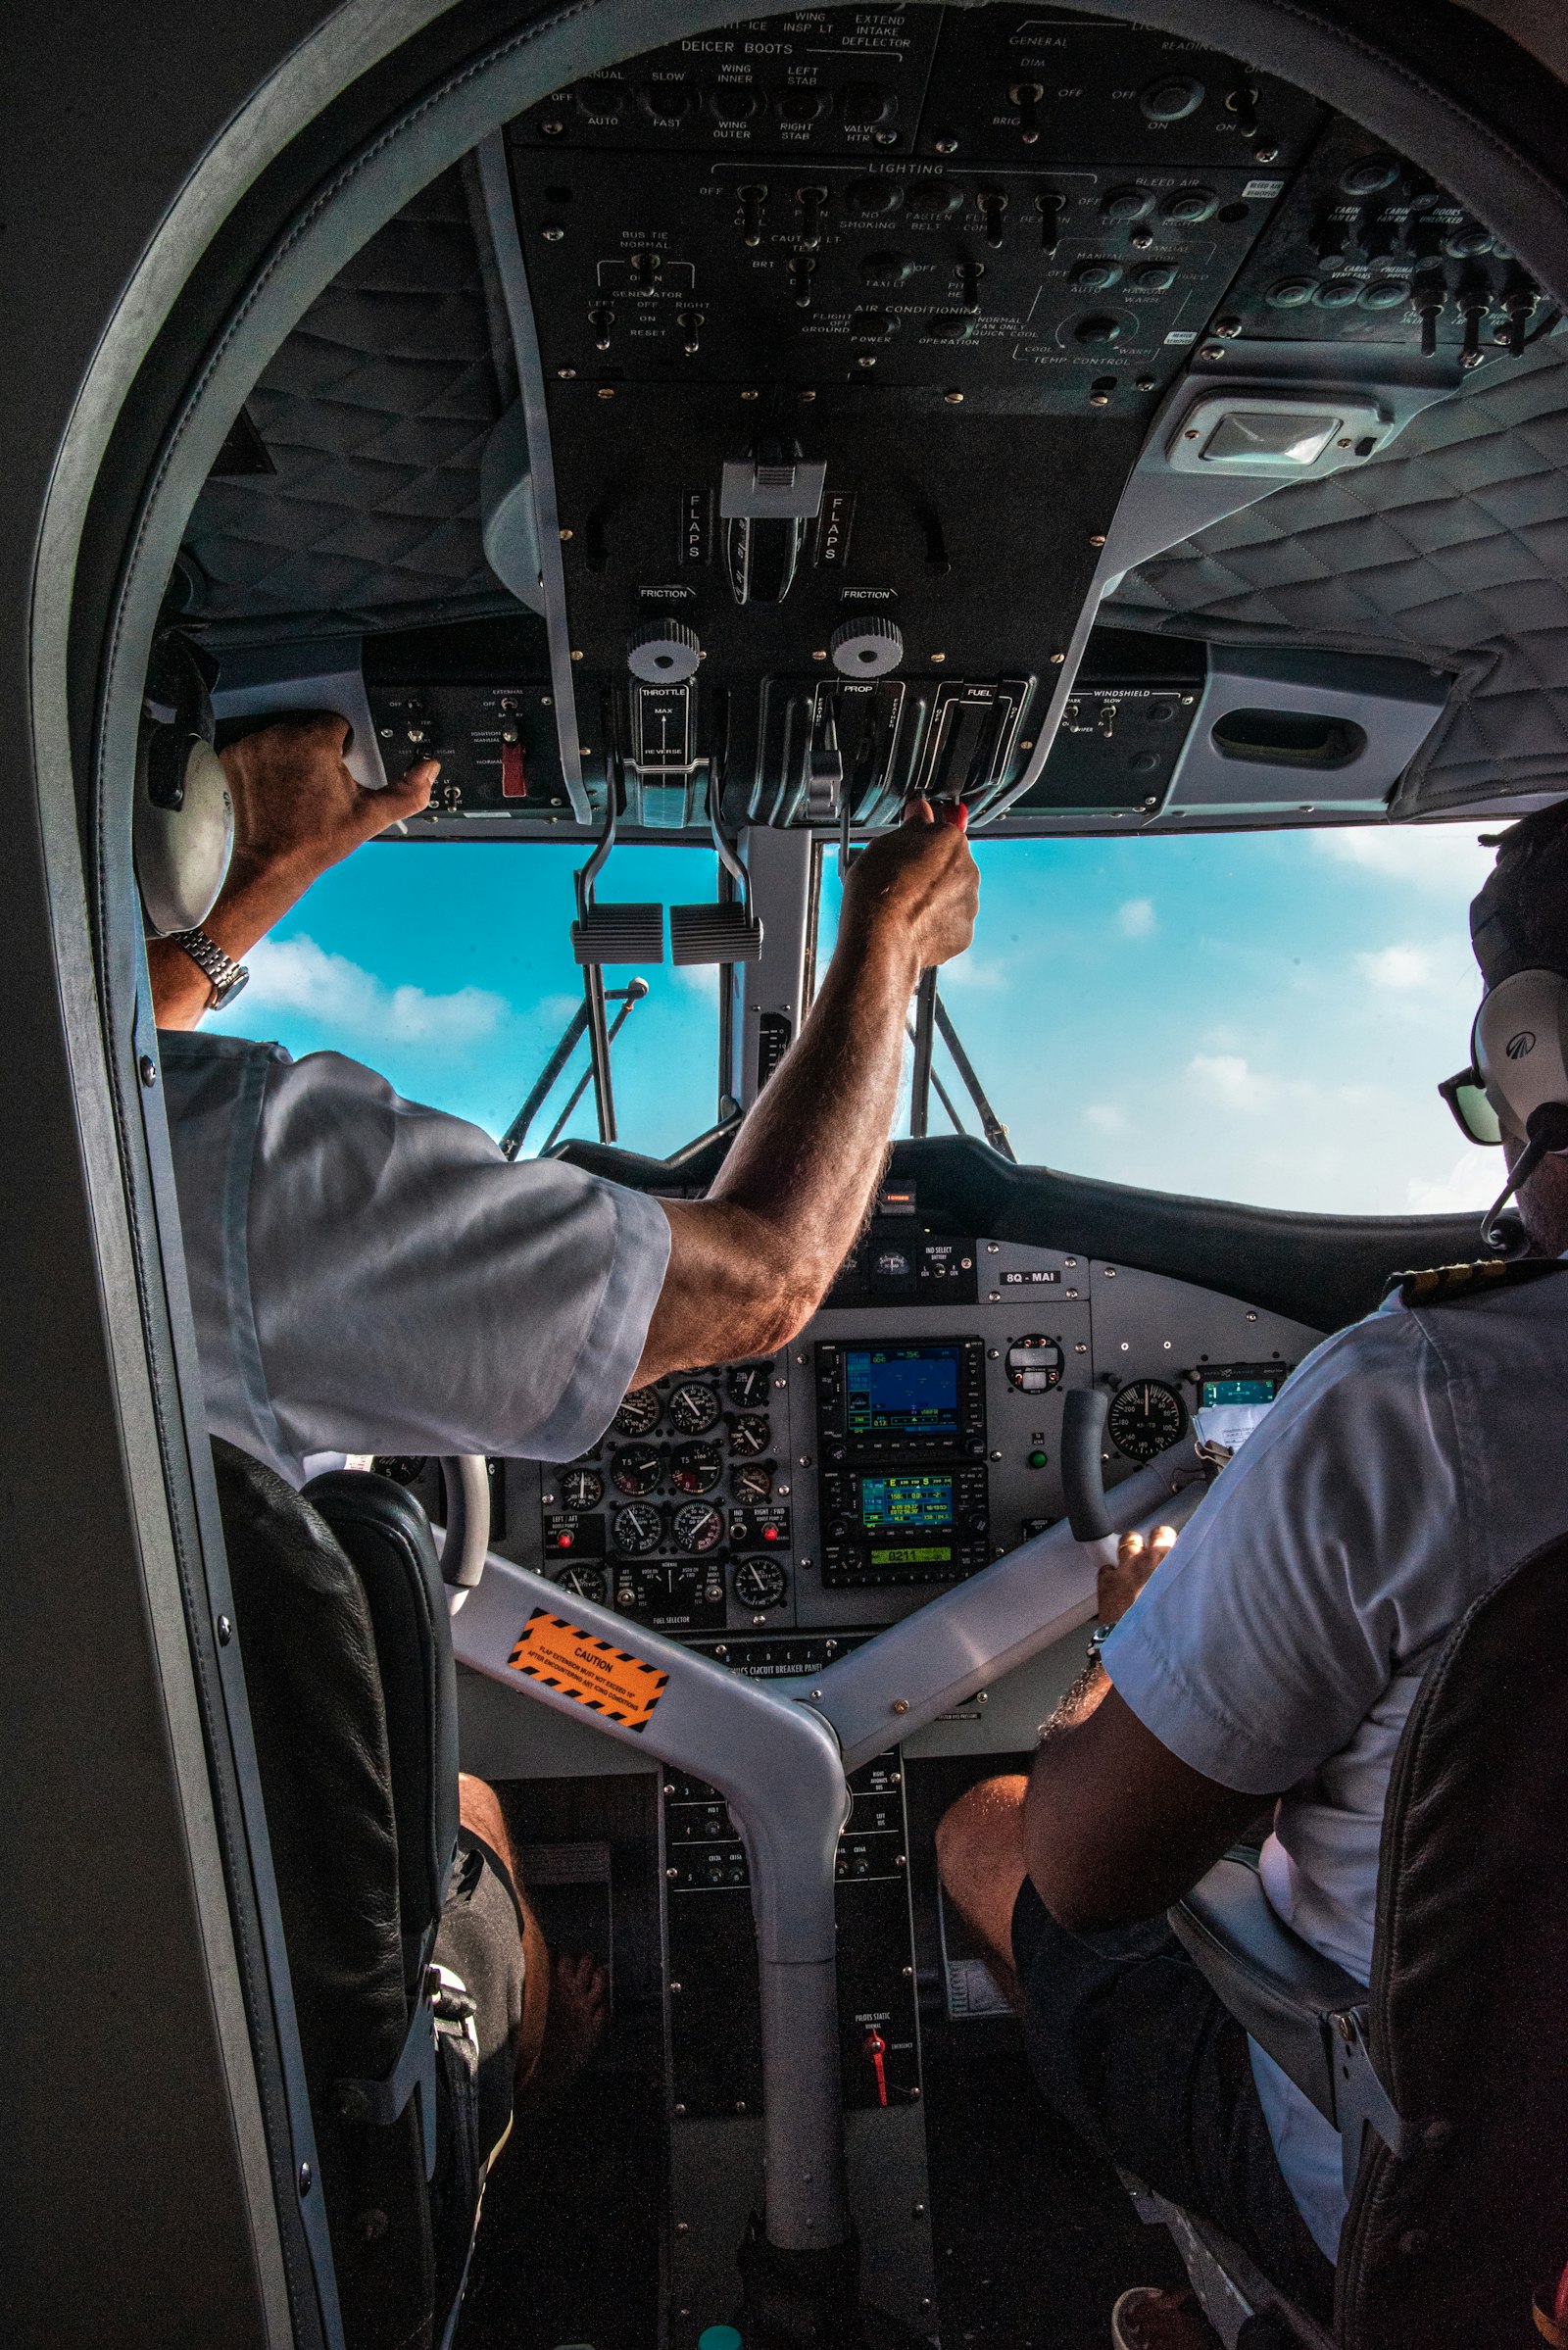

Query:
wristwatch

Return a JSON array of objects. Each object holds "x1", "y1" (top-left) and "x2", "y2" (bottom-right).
[
  {"x1": 1086, "y1": 1622, "x2": 1113, "y2": 1667},
  {"x1": 168, "y1": 926, "x2": 249, "y2": 1008}
]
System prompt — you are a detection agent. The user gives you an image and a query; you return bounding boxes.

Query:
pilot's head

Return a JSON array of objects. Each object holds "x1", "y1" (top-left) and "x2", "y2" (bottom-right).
[{"x1": 1470, "y1": 800, "x2": 1568, "y2": 1252}]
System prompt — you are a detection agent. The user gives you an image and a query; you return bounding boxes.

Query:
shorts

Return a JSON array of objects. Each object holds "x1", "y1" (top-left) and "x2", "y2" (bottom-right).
[
  {"x1": 433, "y1": 1828, "x2": 527, "y2": 2169},
  {"x1": 1011, "y1": 1877, "x2": 1336, "y2": 2323}
]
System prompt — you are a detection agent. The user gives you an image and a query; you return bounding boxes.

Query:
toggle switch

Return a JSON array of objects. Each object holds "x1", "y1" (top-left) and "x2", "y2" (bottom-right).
[
  {"x1": 736, "y1": 183, "x2": 767, "y2": 247},
  {"x1": 795, "y1": 185, "x2": 828, "y2": 248},
  {"x1": 500, "y1": 735, "x2": 527, "y2": 799},
  {"x1": 1009, "y1": 80, "x2": 1043, "y2": 144},
  {"x1": 862, "y1": 2027, "x2": 889, "y2": 2108},
  {"x1": 977, "y1": 189, "x2": 1008, "y2": 248},
  {"x1": 958, "y1": 257, "x2": 986, "y2": 312},
  {"x1": 1035, "y1": 189, "x2": 1066, "y2": 253},
  {"x1": 589, "y1": 304, "x2": 615, "y2": 350},
  {"x1": 789, "y1": 251, "x2": 816, "y2": 308}
]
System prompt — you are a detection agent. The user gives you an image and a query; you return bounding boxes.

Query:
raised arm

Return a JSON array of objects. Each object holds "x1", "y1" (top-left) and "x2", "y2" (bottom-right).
[
  {"x1": 147, "y1": 713, "x2": 437, "y2": 1028},
  {"x1": 633, "y1": 798, "x2": 978, "y2": 1381}
]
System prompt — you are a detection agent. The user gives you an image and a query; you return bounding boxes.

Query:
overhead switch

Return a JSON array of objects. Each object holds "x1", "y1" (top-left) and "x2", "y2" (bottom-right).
[
  {"x1": 830, "y1": 617, "x2": 904, "y2": 677},
  {"x1": 628, "y1": 620, "x2": 702, "y2": 683}
]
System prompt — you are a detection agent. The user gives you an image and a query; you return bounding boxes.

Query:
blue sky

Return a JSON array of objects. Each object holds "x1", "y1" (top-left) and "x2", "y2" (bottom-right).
[{"x1": 209, "y1": 820, "x2": 1499, "y2": 1217}]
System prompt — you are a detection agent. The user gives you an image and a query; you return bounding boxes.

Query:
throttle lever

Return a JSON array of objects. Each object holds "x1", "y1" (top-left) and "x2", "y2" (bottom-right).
[{"x1": 1059, "y1": 1389, "x2": 1119, "y2": 1568}]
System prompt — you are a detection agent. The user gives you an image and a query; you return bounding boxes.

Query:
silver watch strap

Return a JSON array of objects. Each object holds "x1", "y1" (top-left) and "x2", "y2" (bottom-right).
[{"x1": 168, "y1": 926, "x2": 249, "y2": 1007}]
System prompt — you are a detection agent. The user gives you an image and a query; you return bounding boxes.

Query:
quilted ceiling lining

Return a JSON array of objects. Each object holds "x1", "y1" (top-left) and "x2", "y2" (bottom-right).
[
  {"x1": 1106, "y1": 335, "x2": 1568, "y2": 813},
  {"x1": 179, "y1": 169, "x2": 515, "y2": 643}
]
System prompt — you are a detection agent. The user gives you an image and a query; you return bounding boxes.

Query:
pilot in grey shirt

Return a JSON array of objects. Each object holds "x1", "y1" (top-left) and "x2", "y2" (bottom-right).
[
  {"x1": 1102, "y1": 1258, "x2": 1568, "y2": 2260},
  {"x1": 159, "y1": 1029, "x2": 671, "y2": 1484}
]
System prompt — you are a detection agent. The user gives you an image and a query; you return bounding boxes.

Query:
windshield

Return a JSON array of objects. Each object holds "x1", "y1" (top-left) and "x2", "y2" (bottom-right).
[
  {"x1": 819, "y1": 824, "x2": 1496, "y2": 1218},
  {"x1": 207, "y1": 842, "x2": 722, "y2": 1157},
  {"x1": 212, "y1": 821, "x2": 1496, "y2": 1216}
]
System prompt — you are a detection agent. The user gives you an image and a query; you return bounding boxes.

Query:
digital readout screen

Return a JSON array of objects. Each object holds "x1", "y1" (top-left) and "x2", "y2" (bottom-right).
[
  {"x1": 845, "y1": 1345, "x2": 960, "y2": 1439},
  {"x1": 859, "y1": 1472, "x2": 955, "y2": 1531},
  {"x1": 870, "y1": 1544, "x2": 956, "y2": 1568},
  {"x1": 1200, "y1": 1377, "x2": 1278, "y2": 1407}
]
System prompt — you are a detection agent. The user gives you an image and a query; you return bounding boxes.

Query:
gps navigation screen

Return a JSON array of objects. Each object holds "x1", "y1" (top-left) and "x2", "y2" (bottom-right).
[
  {"x1": 859, "y1": 1472, "x2": 956, "y2": 1570},
  {"x1": 845, "y1": 1346, "x2": 961, "y2": 1441}
]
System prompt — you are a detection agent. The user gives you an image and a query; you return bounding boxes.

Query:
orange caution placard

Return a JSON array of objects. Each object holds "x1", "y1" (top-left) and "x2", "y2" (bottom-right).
[{"x1": 507, "y1": 1608, "x2": 669, "y2": 1734}]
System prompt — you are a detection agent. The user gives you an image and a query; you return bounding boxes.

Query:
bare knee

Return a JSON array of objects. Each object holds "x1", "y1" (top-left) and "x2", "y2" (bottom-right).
[{"x1": 936, "y1": 1774, "x2": 1028, "y2": 1955}]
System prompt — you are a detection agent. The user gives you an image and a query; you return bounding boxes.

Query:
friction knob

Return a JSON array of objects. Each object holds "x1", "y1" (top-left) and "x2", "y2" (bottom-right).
[
  {"x1": 829, "y1": 616, "x2": 904, "y2": 677},
  {"x1": 627, "y1": 619, "x2": 702, "y2": 683}
]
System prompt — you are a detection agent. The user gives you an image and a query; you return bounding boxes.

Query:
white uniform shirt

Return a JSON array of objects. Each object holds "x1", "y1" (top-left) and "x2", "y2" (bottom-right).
[
  {"x1": 1102, "y1": 1263, "x2": 1568, "y2": 2263},
  {"x1": 159, "y1": 1031, "x2": 671, "y2": 1484}
]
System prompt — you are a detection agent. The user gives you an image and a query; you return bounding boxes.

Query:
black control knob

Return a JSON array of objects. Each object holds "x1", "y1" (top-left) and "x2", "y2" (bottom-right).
[
  {"x1": 628, "y1": 620, "x2": 701, "y2": 684},
  {"x1": 1139, "y1": 75, "x2": 1204, "y2": 122},
  {"x1": 1071, "y1": 260, "x2": 1122, "y2": 291},
  {"x1": 573, "y1": 79, "x2": 627, "y2": 120},
  {"x1": 709, "y1": 85, "x2": 762, "y2": 122},
  {"x1": 851, "y1": 307, "x2": 894, "y2": 339},
  {"x1": 830, "y1": 617, "x2": 904, "y2": 678},
  {"x1": 906, "y1": 180, "x2": 961, "y2": 218},
  {"x1": 1131, "y1": 261, "x2": 1177, "y2": 291},
  {"x1": 638, "y1": 83, "x2": 697, "y2": 124},
  {"x1": 925, "y1": 314, "x2": 974, "y2": 340},
  {"x1": 827, "y1": 1519, "x2": 849, "y2": 1542},
  {"x1": 1340, "y1": 153, "x2": 1400, "y2": 197},
  {"x1": 839, "y1": 81, "x2": 895, "y2": 127},
  {"x1": 1101, "y1": 185, "x2": 1154, "y2": 224},
  {"x1": 776, "y1": 87, "x2": 828, "y2": 123},
  {"x1": 1074, "y1": 314, "x2": 1122, "y2": 345},
  {"x1": 1161, "y1": 186, "x2": 1217, "y2": 224},
  {"x1": 1445, "y1": 221, "x2": 1494, "y2": 260},
  {"x1": 967, "y1": 1513, "x2": 988, "y2": 1535},
  {"x1": 846, "y1": 176, "x2": 901, "y2": 216},
  {"x1": 860, "y1": 249, "x2": 915, "y2": 284}
]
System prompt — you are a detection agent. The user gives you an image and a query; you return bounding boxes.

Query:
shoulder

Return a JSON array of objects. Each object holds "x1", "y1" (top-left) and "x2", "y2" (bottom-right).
[{"x1": 1384, "y1": 1256, "x2": 1568, "y2": 1311}]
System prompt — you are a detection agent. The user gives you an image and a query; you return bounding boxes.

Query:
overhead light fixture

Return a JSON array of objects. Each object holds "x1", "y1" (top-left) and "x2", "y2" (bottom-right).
[{"x1": 1166, "y1": 392, "x2": 1391, "y2": 474}]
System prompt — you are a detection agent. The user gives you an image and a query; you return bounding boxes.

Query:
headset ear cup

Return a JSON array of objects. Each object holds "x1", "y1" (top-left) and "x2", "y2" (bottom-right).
[
  {"x1": 1474, "y1": 968, "x2": 1568, "y2": 1146},
  {"x1": 135, "y1": 736, "x2": 234, "y2": 935}
]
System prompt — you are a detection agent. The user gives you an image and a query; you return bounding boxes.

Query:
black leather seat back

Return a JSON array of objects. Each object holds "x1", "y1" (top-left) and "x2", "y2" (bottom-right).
[
  {"x1": 214, "y1": 1440, "x2": 450, "y2": 2350},
  {"x1": 303, "y1": 1468, "x2": 461, "y2": 2000},
  {"x1": 1337, "y1": 1527, "x2": 1568, "y2": 2348}
]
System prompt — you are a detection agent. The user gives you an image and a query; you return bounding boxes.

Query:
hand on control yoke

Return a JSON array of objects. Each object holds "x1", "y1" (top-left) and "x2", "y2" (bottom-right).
[
  {"x1": 1098, "y1": 1525, "x2": 1177, "y2": 1633},
  {"x1": 840, "y1": 795, "x2": 979, "y2": 972}
]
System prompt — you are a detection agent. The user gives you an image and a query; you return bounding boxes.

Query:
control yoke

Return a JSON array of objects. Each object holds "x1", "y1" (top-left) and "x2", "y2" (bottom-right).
[{"x1": 1059, "y1": 1387, "x2": 1120, "y2": 1569}]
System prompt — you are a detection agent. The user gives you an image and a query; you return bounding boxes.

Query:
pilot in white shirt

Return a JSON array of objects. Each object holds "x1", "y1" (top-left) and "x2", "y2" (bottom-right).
[{"x1": 936, "y1": 797, "x2": 1568, "y2": 2326}]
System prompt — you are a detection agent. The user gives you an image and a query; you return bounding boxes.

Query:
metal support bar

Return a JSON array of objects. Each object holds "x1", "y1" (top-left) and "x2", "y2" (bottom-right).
[
  {"x1": 582, "y1": 966, "x2": 615, "y2": 1144},
  {"x1": 904, "y1": 1019, "x2": 968, "y2": 1136},
  {"x1": 933, "y1": 991, "x2": 1015, "y2": 1160},
  {"x1": 908, "y1": 967, "x2": 937, "y2": 1139},
  {"x1": 452, "y1": 1559, "x2": 852, "y2": 2252},
  {"x1": 499, "y1": 1002, "x2": 590, "y2": 1159}
]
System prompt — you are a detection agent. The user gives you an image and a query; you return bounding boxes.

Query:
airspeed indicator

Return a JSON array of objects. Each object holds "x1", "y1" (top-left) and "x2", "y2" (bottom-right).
[{"x1": 1106, "y1": 1379, "x2": 1189, "y2": 1462}]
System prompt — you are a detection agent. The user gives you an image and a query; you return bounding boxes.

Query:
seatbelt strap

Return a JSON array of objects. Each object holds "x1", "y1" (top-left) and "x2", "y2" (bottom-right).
[{"x1": 332, "y1": 1968, "x2": 440, "y2": 2178}]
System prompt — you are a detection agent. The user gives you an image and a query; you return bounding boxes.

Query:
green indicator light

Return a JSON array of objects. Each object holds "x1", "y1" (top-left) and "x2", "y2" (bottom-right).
[
  {"x1": 699, "y1": 2331, "x2": 745, "y2": 2350},
  {"x1": 1028, "y1": 1449, "x2": 1050, "y2": 1469}
]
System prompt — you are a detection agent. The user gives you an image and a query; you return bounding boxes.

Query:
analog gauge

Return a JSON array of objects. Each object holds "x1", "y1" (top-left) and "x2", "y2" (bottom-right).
[
  {"x1": 556, "y1": 1562, "x2": 608, "y2": 1605},
  {"x1": 670, "y1": 1441, "x2": 723, "y2": 1494},
  {"x1": 671, "y1": 1501, "x2": 724, "y2": 1554},
  {"x1": 373, "y1": 1455, "x2": 428, "y2": 1486},
  {"x1": 610, "y1": 1442, "x2": 662, "y2": 1496},
  {"x1": 612, "y1": 1386, "x2": 662, "y2": 1438},
  {"x1": 612, "y1": 1502, "x2": 664, "y2": 1555},
  {"x1": 561, "y1": 1465, "x2": 605, "y2": 1510},
  {"x1": 733, "y1": 1556, "x2": 788, "y2": 1611},
  {"x1": 727, "y1": 1362, "x2": 773, "y2": 1409},
  {"x1": 731, "y1": 1460, "x2": 773, "y2": 1504},
  {"x1": 729, "y1": 1411, "x2": 771, "y2": 1458},
  {"x1": 667, "y1": 1379, "x2": 721, "y2": 1436},
  {"x1": 1005, "y1": 1337, "x2": 1064, "y2": 1395},
  {"x1": 1107, "y1": 1379, "x2": 1190, "y2": 1462}
]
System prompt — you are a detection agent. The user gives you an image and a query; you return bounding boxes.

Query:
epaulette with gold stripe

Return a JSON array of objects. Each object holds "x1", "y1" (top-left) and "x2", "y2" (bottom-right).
[{"x1": 1385, "y1": 1257, "x2": 1568, "y2": 1307}]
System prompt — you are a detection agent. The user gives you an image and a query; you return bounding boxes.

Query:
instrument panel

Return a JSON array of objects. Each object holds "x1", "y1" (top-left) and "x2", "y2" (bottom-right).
[{"x1": 482, "y1": 1220, "x2": 1324, "y2": 1637}]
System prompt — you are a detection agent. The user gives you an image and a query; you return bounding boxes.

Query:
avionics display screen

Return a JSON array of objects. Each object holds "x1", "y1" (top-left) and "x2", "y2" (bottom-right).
[
  {"x1": 859, "y1": 1473, "x2": 955, "y2": 1570},
  {"x1": 1199, "y1": 1377, "x2": 1279, "y2": 1408},
  {"x1": 845, "y1": 1346, "x2": 961, "y2": 1440}
]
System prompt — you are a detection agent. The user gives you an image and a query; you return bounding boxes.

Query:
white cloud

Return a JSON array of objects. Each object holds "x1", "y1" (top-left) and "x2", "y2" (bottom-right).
[
  {"x1": 941, "y1": 954, "x2": 1008, "y2": 992},
  {"x1": 1117, "y1": 897, "x2": 1156, "y2": 938},
  {"x1": 1083, "y1": 1102, "x2": 1128, "y2": 1134},
  {"x1": 1356, "y1": 944, "x2": 1439, "y2": 992},
  {"x1": 1405, "y1": 1151, "x2": 1493, "y2": 1213},
  {"x1": 1314, "y1": 824, "x2": 1497, "y2": 894},
  {"x1": 1186, "y1": 1052, "x2": 1271, "y2": 1109},
  {"x1": 237, "y1": 935, "x2": 507, "y2": 1045}
]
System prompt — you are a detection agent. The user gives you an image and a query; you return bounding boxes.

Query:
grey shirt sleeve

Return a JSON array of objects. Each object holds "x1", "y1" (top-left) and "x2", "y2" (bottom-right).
[
  {"x1": 1100, "y1": 1309, "x2": 1467, "y2": 1794},
  {"x1": 246, "y1": 1050, "x2": 670, "y2": 1469}
]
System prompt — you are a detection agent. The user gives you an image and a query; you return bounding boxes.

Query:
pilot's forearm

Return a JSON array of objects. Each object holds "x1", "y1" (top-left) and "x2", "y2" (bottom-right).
[
  {"x1": 147, "y1": 847, "x2": 320, "y2": 1030},
  {"x1": 637, "y1": 920, "x2": 921, "y2": 1381}
]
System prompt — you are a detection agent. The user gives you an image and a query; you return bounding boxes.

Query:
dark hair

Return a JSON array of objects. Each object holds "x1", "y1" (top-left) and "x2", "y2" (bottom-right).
[{"x1": 1470, "y1": 798, "x2": 1568, "y2": 987}]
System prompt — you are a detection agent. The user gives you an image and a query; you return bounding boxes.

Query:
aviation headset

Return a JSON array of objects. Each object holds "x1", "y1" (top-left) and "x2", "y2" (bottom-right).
[
  {"x1": 1446, "y1": 804, "x2": 1568, "y2": 1248},
  {"x1": 134, "y1": 629, "x2": 235, "y2": 937}
]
